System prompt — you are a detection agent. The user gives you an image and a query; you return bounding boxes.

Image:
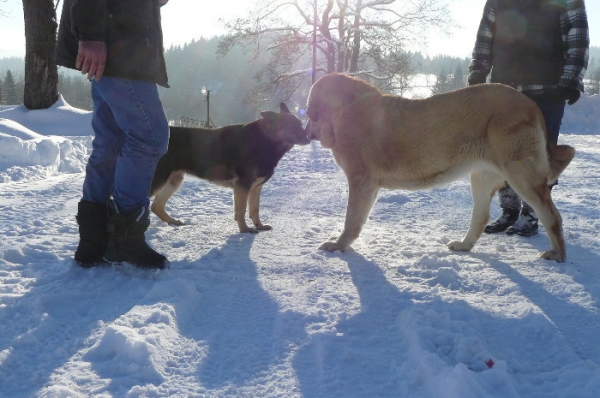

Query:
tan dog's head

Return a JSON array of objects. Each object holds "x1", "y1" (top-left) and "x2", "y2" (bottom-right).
[
  {"x1": 259, "y1": 102, "x2": 310, "y2": 146},
  {"x1": 306, "y1": 73, "x2": 374, "y2": 148}
]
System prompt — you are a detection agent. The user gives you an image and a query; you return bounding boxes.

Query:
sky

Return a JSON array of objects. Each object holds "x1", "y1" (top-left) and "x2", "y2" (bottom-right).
[
  {"x1": 1, "y1": 90, "x2": 600, "y2": 396},
  {"x1": 0, "y1": 0, "x2": 599, "y2": 59}
]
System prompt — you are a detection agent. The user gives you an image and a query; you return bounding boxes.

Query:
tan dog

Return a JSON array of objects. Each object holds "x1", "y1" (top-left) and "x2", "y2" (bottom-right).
[{"x1": 306, "y1": 73, "x2": 575, "y2": 262}]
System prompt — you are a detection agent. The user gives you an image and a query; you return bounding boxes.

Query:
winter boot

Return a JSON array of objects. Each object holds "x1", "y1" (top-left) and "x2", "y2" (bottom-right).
[
  {"x1": 484, "y1": 184, "x2": 520, "y2": 234},
  {"x1": 506, "y1": 203, "x2": 538, "y2": 237},
  {"x1": 104, "y1": 201, "x2": 169, "y2": 269},
  {"x1": 74, "y1": 200, "x2": 110, "y2": 267}
]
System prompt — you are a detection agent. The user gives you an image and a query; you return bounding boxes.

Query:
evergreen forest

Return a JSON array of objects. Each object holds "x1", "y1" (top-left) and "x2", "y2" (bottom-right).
[{"x1": 1, "y1": 38, "x2": 599, "y2": 129}]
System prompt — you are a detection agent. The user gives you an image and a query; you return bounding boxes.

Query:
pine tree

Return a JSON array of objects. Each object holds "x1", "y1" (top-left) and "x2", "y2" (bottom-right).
[
  {"x1": 587, "y1": 58, "x2": 599, "y2": 96},
  {"x1": 432, "y1": 69, "x2": 452, "y2": 95},
  {"x1": 450, "y1": 63, "x2": 466, "y2": 90},
  {"x1": 4, "y1": 70, "x2": 18, "y2": 105}
]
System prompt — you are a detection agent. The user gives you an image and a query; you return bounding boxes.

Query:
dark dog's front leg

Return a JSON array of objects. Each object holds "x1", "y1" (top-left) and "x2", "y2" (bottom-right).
[{"x1": 233, "y1": 184, "x2": 257, "y2": 233}]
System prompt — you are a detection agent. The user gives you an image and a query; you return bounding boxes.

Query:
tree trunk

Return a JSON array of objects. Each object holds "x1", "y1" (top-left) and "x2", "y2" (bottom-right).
[
  {"x1": 348, "y1": 0, "x2": 362, "y2": 73},
  {"x1": 22, "y1": 0, "x2": 59, "y2": 110},
  {"x1": 320, "y1": 0, "x2": 336, "y2": 74}
]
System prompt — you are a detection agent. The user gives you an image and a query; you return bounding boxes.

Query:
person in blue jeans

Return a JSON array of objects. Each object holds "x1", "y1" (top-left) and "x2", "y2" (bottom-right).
[
  {"x1": 468, "y1": 0, "x2": 589, "y2": 237},
  {"x1": 55, "y1": 0, "x2": 171, "y2": 269}
]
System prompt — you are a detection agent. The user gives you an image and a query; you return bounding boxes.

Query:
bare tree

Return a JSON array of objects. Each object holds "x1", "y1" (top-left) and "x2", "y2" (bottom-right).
[
  {"x1": 0, "y1": 0, "x2": 8, "y2": 17},
  {"x1": 218, "y1": 0, "x2": 450, "y2": 102},
  {"x1": 22, "y1": 0, "x2": 59, "y2": 109}
]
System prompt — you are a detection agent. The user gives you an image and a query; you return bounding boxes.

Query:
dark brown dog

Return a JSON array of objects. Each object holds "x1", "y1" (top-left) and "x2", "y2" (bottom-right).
[{"x1": 150, "y1": 103, "x2": 309, "y2": 232}]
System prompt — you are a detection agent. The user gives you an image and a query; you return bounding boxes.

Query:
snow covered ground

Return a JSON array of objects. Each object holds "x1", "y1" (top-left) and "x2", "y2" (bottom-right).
[{"x1": 1, "y1": 98, "x2": 599, "y2": 397}]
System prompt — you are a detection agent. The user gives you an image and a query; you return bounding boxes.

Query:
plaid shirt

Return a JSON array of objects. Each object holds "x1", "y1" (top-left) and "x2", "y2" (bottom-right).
[{"x1": 469, "y1": 0, "x2": 589, "y2": 95}]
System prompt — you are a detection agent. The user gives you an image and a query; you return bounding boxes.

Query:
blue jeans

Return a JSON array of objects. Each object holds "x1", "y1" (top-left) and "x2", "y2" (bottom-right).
[{"x1": 82, "y1": 77, "x2": 169, "y2": 213}]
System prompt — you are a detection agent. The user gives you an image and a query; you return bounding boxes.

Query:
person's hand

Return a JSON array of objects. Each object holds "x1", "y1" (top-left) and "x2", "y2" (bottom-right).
[
  {"x1": 557, "y1": 86, "x2": 580, "y2": 105},
  {"x1": 158, "y1": 0, "x2": 169, "y2": 5},
  {"x1": 76, "y1": 41, "x2": 107, "y2": 81},
  {"x1": 467, "y1": 71, "x2": 487, "y2": 86}
]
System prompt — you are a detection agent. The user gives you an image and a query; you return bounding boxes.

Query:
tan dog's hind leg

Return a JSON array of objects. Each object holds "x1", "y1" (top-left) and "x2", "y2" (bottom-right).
[
  {"x1": 233, "y1": 184, "x2": 256, "y2": 233},
  {"x1": 505, "y1": 169, "x2": 566, "y2": 262},
  {"x1": 151, "y1": 171, "x2": 185, "y2": 225},
  {"x1": 448, "y1": 171, "x2": 504, "y2": 252},
  {"x1": 248, "y1": 181, "x2": 272, "y2": 231},
  {"x1": 320, "y1": 174, "x2": 380, "y2": 252}
]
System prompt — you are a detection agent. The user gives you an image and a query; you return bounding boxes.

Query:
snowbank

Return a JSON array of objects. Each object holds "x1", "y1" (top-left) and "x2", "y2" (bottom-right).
[
  {"x1": 0, "y1": 94, "x2": 93, "y2": 136},
  {"x1": 0, "y1": 95, "x2": 91, "y2": 181}
]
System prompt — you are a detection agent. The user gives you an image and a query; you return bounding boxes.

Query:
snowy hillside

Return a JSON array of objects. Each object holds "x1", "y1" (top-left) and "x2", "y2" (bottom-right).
[{"x1": 0, "y1": 99, "x2": 599, "y2": 397}]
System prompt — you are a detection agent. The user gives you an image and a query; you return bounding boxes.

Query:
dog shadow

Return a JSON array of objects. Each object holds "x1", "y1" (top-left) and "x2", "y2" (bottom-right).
[
  {"x1": 292, "y1": 248, "x2": 600, "y2": 397},
  {"x1": 168, "y1": 234, "x2": 307, "y2": 389}
]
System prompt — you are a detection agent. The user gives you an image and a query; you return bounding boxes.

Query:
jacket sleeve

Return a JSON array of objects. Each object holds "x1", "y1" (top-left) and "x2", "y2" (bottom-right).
[
  {"x1": 558, "y1": 0, "x2": 589, "y2": 92},
  {"x1": 468, "y1": 1, "x2": 495, "y2": 85},
  {"x1": 69, "y1": 0, "x2": 108, "y2": 42}
]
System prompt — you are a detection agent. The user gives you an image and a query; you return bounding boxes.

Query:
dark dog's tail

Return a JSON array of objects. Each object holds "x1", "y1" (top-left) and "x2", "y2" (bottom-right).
[{"x1": 547, "y1": 142, "x2": 575, "y2": 184}]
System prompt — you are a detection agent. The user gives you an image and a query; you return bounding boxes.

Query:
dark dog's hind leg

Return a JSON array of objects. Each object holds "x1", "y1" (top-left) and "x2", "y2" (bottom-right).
[{"x1": 151, "y1": 171, "x2": 186, "y2": 225}]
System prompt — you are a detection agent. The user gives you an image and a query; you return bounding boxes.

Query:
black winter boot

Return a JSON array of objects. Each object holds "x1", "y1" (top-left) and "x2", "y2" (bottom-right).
[
  {"x1": 74, "y1": 200, "x2": 109, "y2": 267},
  {"x1": 484, "y1": 184, "x2": 520, "y2": 234},
  {"x1": 104, "y1": 201, "x2": 169, "y2": 269},
  {"x1": 506, "y1": 203, "x2": 538, "y2": 237},
  {"x1": 484, "y1": 209, "x2": 519, "y2": 233}
]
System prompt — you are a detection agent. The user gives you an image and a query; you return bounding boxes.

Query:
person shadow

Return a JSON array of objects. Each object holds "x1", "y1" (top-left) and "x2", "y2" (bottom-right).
[{"x1": 0, "y1": 248, "x2": 156, "y2": 397}]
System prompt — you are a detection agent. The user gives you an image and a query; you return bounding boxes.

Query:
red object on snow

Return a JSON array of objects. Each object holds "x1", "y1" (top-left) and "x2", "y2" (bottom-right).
[{"x1": 485, "y1": 358, "x2": 495, "y2": 369}]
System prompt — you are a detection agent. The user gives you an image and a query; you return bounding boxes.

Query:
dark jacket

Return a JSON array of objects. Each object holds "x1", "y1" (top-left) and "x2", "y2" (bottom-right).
[
  {"x1": 55, "y1": 0, "x2": 169, "y2": 87},
  {"x1": 491, "y1": 0, "x2": 565, "y2": 85},
  {"x1": 469, "y1": 0, "x2": 589, "y2": 93}
]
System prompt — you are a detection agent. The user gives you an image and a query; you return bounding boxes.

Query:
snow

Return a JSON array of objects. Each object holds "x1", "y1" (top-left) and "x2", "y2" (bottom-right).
[
  {"x1": 0, "y1": 95, "x2": 91, "y2": 182},
  {"x1": 1, "y1": 97, "x2": 599, "y2": 398}
]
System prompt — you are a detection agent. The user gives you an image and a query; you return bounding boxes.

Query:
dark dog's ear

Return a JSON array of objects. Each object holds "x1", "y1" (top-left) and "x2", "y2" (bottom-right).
[
  {"x1": 260, "y1": 111, "x2": 278, "y2": 120},
  {"x1": 280, "y1": 102, "x2": 291, "y2": 114}
]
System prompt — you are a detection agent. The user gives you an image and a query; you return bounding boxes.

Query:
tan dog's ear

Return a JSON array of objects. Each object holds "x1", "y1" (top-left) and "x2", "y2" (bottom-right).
[{"x1": 319, "y1": 73, "x2": 361, "y2": 107}]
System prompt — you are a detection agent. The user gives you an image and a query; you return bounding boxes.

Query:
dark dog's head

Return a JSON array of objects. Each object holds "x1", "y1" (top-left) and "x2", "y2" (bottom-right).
[{"x1": 259, "y1": 102, "x2": 310, "y2": 146}]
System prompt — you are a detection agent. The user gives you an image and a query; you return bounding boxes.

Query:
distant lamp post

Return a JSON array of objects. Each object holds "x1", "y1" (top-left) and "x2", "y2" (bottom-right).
[{"x1": 201, "y1": 86, "x2": 213, "y2": 128}]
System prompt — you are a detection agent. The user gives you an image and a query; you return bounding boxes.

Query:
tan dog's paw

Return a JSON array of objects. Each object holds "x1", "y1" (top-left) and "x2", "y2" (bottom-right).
[
  {"x1": 318, "y1": 240, "x2": 346, "y2": 252},
  {"x1": 538, "y1": 250, "x2": 566, "y2": 263},
  {"x1": 239, "y1": 226, "x2": 259, "y2": 234},
  {"x1": 255, "y1": 224, "x2": 273, "y2": 231},
  {"x1": 447, "y1": 240, "x2": 473, "y2": 252}
]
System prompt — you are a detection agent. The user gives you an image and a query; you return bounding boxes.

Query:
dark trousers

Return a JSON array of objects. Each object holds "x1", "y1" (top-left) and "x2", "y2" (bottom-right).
[
  {"x1": 529, "y1": 94, "x2": 566, "y2": 144},
  {"x1": 498, "y1": 94, "x2": 566, "y2": 214}
]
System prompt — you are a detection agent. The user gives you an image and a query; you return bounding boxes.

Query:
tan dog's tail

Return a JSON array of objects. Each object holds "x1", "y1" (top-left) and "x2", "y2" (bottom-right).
[{"x1": 547, "y1": 143, "x2": 575, "y2": 184}]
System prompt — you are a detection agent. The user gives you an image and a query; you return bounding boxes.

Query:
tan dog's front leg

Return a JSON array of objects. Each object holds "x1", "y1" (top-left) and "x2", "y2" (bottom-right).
[
  {"x1": 448, "y1": 171, "x2": 501, "y2": 252},
  {"x1": 320, "y1": 175, "x2": 379, "y2": 252},
  {"x1": 233, "y1": 184, "x2": 257, "y2": 233},
  {"x1": 248, "y1": 181, "x2": 272, "y2": 231}
]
